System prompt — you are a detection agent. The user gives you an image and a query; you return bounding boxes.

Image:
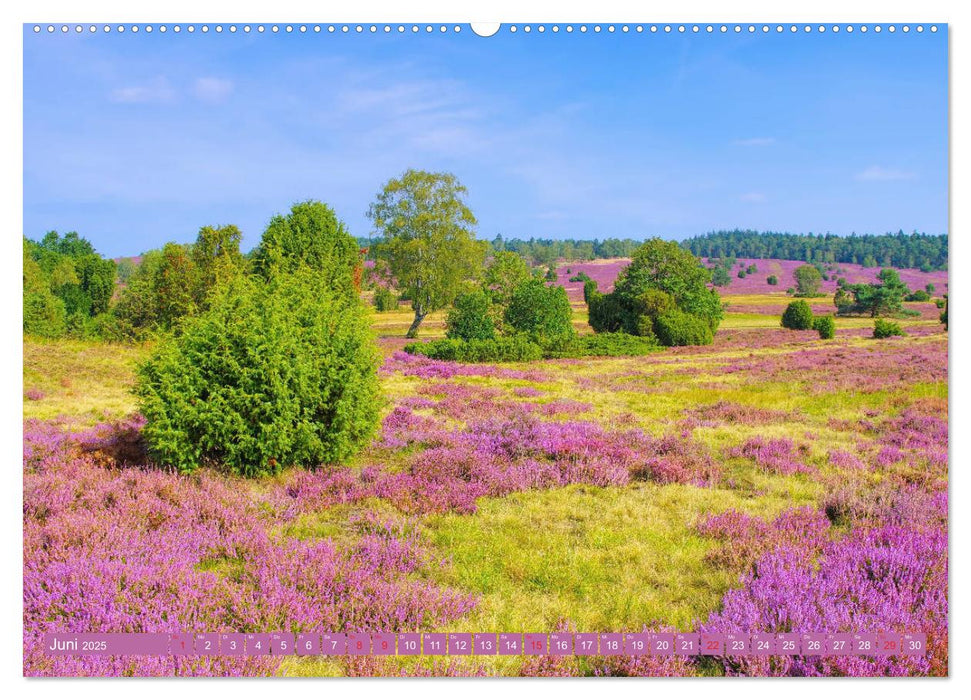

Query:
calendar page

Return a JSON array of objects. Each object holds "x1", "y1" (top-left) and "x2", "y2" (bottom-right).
[{"x1": 21, "y1": 17, "x2": 948, "y2": 680}]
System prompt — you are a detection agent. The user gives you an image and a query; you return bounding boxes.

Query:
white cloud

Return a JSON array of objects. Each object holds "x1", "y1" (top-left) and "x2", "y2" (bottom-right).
[
  {"x1": 109, "y1": 77, "x2": 175, "y2": 104},
  {"x1": 734, "y1": 137, "x2": 775, "y2": 147},
  {"x1": 856, "y1": 165, "x2": 915, "y2": 182},
  {"x1": 192, "y1": 77, "x2": 234, "y2": 103},
  {"x1": 740, "y1": 192, "x2": 767, "y2": 203}
]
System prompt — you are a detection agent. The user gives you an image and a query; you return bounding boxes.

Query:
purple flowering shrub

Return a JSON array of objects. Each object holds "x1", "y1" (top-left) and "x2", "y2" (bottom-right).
[
  {"x1": 23, "y1": 419, "x2": 475, "y2": 677},
  {"x1": 700, "y1": 523, "x2": 947, "y2": 676},
  {"x1": 727, "y1": 437, "x2": 814, "y2": 475},
  {"x1": 696, "y1": 507, "x2": 831, "y2": 569}
]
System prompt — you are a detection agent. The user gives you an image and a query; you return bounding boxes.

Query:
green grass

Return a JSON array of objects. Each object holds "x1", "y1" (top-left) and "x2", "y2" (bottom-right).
[
  {"x1": 23, "y1": 337, "x2": 151, "y2": 425},
  {"x1": 420, "y1": 481, "x2": 814, "y2": 634}
]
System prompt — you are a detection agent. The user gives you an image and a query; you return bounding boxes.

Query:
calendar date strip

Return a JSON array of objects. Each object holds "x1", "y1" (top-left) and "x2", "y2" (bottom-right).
[{"x1": 44, "y1": 631, "x2": 928, "y2": 657}]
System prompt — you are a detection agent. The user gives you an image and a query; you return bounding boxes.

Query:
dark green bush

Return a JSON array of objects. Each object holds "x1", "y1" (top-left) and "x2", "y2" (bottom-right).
[
  {"x1": 405, "y1": 335, "x2": 543, "y2": 363},
  {"x1": 373, "y1": 287, "x2": 399, "y2": 312},
  {"x1": 653, "y1": 310, "x2": 714, "y2": 347},
  {"x1": 135, "y1": 270, "x2": 381, "y2": 476},
  {"x1": 934, "y1": 298, "x2": 945, "y2": 309},
  {"x1": 873, "y1": 319, "x2": 905, "y2": 339},
  {"x1": 904, "y1": 289, "x2": 931, "y2": 302},
  {"x1": 569, "y1": 271, "x2": 592, "y2": 283},
  {"x1": 812, "y1": 315, "x2": 836, "y2": 340},
  {"x1": 767, "y1": 275, "x2": 779, "y2": 286},
  {"x1": 582, "y1": 279, "x2": 599, "y2": 304},
  {"x1": 547, "y1": 333, "x2": 659, "y2": 358},
  {"x1": 781, "y1": 300, "x2": 814, "y2": 330},
  {"x1": 446, "y1": 289, "x2": 496, "y2": 341},
  {"x1": 587, "y1": 290, "x2": 628, "y2": 333},
  {"x1": 505, "y1": 278, "x2": 575, "y2": 343}
]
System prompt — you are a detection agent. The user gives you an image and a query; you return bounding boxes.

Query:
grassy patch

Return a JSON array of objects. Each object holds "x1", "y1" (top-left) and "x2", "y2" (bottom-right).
[{"x1": 420, "y1": 482, "x2": 812, "y2": 633}]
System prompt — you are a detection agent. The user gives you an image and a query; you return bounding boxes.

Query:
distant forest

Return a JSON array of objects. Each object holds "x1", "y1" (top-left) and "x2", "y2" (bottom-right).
[
  {"x1": 682, "y1": 230, "x2": 948, "y2": 272},
  {"x1": 361, "y1": 229, "x2": 948, "y2": 270}
]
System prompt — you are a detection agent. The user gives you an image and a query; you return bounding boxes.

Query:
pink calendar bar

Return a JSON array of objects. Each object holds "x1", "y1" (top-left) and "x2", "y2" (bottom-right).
[
  {"x1": 649, "y1": 632, "x2": 675, "y2": 656},
  {"x1": 853, "y1": 633, "x2": 878, "y2": 655},
  {"x1": 194, "y1": 633, "x2": 220, "y2": 656},
  {"x1": 498, "y1": 633, "x2": 521, "y2": 655},
  {"x1": 220, "y1": 633, "x2": 244, "y2": 656},
  {"x1": 549, "y1": 633, "x2": 572, "y2": 656},
  {"x1": 41, "y1": 630, "x2": 931, "y2": 657},
  {"x1": 901, "y1": 633, "x2": 928, "y2": 656},
  {"x1": 624, "y1": 633, "x2": 650, "y2": 656},
  {"x1": 245, "y1": 633, "x2": 271, "y2": 656},
  {"x1": 448, "y1": 633, "x2": 472, "y2": 656},
  {"x1": 321, "y1": 633, "x2": 346, "y2": 655},
  {"x1": 170, "y1": 633, "x2": 192, "y2": 656},
  {"x1": 296, "y1": 632, "x2": 320, "y2": 655},
  {"x1": 750, "y1": 633, "x2": 775, "y2": 656},
  {"x1": 826, "y1": 633, "x2": 853, "y2": 655},
  {"x1": 524, "y1": 633, "x2": 547, "y2": 655},
  {"x1": 398, "y1": 633, "x2": 421, "y2": 656},
  {"x1": 777, "y1": 633, "x2": 800, "y2": 656},
  {"x1": 372, "y1": 632, "x2": 395, "y2": 656},
  {"x1": 43, "y1": 633, "x2": 170, "y2": 656},
  {"x1": 801, "y1": 633, "x2": 826, "y2": 656},
  {"x1": 700, "y1": 633, "x2": 726, "y2": 656},
  {"x1": 574, "y1": 633, "x2": 598, "y2": 656},
  {"x1": 473, "y1": 633, "x2": 497, "y2": 655},
  {"x1": 423, "y1": 632, "x2": 446, "y2": 655},
  {"x1": 271, "y1": 632, "x2": 295, "y2": 655},
  {"x1": 725, "y1": 632, "x2": 750, "y2": 655},
  {"x1": 675, "y1": 633, "x2": 699, "y2": 656},
  {"x1": 347, "y1": 632, "x2": 371, "y2": 655},
  {"x1": 600, "y1": 633, "x2": 623, "y2": 656}
]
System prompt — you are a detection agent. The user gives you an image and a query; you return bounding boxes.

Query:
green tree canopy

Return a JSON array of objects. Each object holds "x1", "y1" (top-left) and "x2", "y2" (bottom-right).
[
  {"x1": 794, "y1": 264, "x2": 823, "y2": 297},
  {"x1": 253, "y1": 201, "x2": 361, "y2": 295},
  {"x1": 368, "y1": 169, "x2": 486, "y2": 337},
  {"x1": 483, "y1": 251, "x2": 532, "y2": 307},
  {"x1": 614, "y1": 238, "x2": 723, "y2": 330}
]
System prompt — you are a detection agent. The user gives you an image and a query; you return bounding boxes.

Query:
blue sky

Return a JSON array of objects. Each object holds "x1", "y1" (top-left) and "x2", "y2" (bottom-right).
[{"x1": 23, "y1": 25, "x2": 948, "y2": 258}]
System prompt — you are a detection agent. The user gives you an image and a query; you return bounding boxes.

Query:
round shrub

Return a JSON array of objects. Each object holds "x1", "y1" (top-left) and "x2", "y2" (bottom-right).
[
  {"x1": 505, "y1": 278, "x2": 575, "y2": 343},
  {"x1": 373, "y1": 287, "x2": 399, "y2": 312},
  {"x1": 135, "y1": 271, "x2": 381, "y2": 476},
  {"x1": 767, "y1": 274, "x2": 779, "y2": 286},
  {"x1": 582, "y1": 279, "x2": 599, "y2": 304},
  {"x1": 905, "y1": 289, "x2": 931, "y2": 302},
  {"x1": 813, "y1": 314, "x2": 836, "y2": 340},
  {"x1": 873, "y1": 319, "x2": 905, "y2": 339},
  {"x1": 446, "y1": 289, "x2": 496, "y2": 341},
  {"x1": 781, "y1": 300, "x2": 814, "y2": 330},
  {"x1": 653, "y1": 310, "x2": 714, "y2": 347}
]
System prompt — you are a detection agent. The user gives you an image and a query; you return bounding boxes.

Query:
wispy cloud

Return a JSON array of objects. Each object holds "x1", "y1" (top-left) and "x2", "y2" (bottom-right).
[
  {"x1": 856, "y1": 165, "x2": 915, "y2": 182},
  {"x1": 740, "y1": 191, "x2": 767, "y2": 203},
  {"x1": 109, "y1": 77, "x2": 175, "y2": 104},
  {"x1": 192, "y1": 77, "x2": 234, "y2": 104},
  {"x1": 734, "y1": 137, "x2": 775, "y2": 147}
]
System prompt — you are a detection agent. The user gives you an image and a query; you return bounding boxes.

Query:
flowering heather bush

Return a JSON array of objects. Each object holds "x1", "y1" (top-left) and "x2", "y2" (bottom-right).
[
  {"x1": 25, "y1": 387, "x2": 45, "y2": 401},
  {"x1": 822, "y1": 481, "x2": 947, "y2": 531},
  {"x1": 382, "y1": 351, "x2": 548, "y2": 382},
  {"x1": 700, "y1": 523, "x2": 947, "y2": 676},
  {"x1": 683, "y1": 401, "x2": 800, "y2": 427},
  {"x1": 727, "y1": 437, "x2": 813, "y2": 475},
  {"x1": 696, "y1": 508, "x2": 831, "y2": 569},
  {"x1": 711, "y1": 339, "x2": 946, "y2": 394},
  {"x1": 828, "y1": 449, "x2": 868, "y2": 471},
  {"x1": 273, "y1": 411, "x2": 720, "y2": 517},
  {"x1": 23, "y1": 419, "x2": 475, "y2": 677}
]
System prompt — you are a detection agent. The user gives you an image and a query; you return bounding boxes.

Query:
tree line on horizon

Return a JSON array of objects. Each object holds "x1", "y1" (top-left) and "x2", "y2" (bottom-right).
[{"x1": 683, "y1": 229, "x2": 948, "y2": 272}]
